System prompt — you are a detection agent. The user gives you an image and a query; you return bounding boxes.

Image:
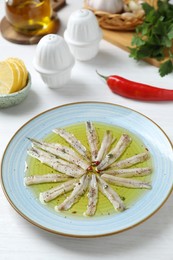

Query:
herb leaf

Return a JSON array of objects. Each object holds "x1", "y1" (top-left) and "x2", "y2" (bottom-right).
[
  {"x1": 130, "y1": 0, "x2": 173, "y2": 76},
  {"x1": 159, "y1": 60, "x2": 173, "y2": 77}
]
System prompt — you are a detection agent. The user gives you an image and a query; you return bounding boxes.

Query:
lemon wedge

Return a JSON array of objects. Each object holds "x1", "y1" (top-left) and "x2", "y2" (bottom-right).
[
  {"x1": 0, "y1": 61, "x2": 18, "y2": 94},
  {"x1": 6, "y1": 59, "x2": 23, "y2": 92},
  {"x1": 7, "y1": 58, "x2": 28, "y2": 90},
  {"x1": 0, "y1": 58, "x2": 28, "y2": 94}
]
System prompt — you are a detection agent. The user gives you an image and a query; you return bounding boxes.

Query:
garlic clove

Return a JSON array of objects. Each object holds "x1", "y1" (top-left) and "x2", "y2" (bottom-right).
[{"x1": 86, "y1": 0, "x2": 124, "y2": 14}]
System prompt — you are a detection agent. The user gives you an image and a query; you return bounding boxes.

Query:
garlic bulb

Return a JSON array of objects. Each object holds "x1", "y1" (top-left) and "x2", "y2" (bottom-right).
[{"x1": 86, "y1": 0, "x2": 123, "y2": 14}]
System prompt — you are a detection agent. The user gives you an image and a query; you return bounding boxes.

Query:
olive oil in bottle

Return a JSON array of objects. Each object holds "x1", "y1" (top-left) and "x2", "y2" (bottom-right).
[{"x1": 5, "y1": 0, "x2": 52, "y2": 35}]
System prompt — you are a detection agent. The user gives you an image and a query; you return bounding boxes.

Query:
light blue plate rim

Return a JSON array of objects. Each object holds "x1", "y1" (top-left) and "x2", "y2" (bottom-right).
[{"x1": 1, "y1": 102, "x2": 173, "y2": 237}]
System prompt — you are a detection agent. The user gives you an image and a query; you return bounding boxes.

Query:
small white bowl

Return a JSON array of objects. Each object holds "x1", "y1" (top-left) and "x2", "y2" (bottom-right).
[
  {"x1": 33, "y1": 34, "x2": 75, "y2": 88},
  {"x1": 0, "y1": 73, "x2": 31, "y2": 108},
  {"x1": 64, "y1": 9, "x2": 102, "y2": 61}
]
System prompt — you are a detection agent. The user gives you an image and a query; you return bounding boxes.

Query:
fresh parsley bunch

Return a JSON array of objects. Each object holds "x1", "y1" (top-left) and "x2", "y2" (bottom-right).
[{"x1": 130, "y1": 0, "x2": 173, "y2": 76}]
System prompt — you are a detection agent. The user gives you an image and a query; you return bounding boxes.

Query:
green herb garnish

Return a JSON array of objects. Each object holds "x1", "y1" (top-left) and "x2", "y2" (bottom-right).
[{"x1": 129, "y1": 0, "x2": 173, "y2": 77}]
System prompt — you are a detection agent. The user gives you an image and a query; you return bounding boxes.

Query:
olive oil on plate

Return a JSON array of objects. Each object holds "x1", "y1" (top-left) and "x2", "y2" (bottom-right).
[{"x1": 25, "y1": 122, "x2": 152, "y2": 219}]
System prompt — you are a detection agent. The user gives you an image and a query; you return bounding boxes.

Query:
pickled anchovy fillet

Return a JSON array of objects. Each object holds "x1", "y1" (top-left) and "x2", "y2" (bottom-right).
[
  {"x1": 111, "y1": 151, "x2": 150, "y2": 169},
  {"x1": 24, "y1": 173, "x2": 68, "y2": 186},
  {"x1": 27, "y1": 147, "x2": 86, "y2": 178},
  {"x1": 55, "y1": 175, "x2": 90, "y2": 211},
  {"x1": 97, "y1": 176, "x2": 125, "y2": 212},
  {"x1": 97, "y1": 134, "x2": 132, "y2": 170},
  {"x1": 95, "y1": 130, "x2": 115, "y2": 163},
  {"x1": 39, "y1": 179, "x2": 77, "y2": 203},
  {"x1": 29, "y1": 138, "x2": 90, "y2": 170},
  {"x1": 102, "y1": 174, "x2": 152, "y2": 189},
  {"x1": 101, "y1": 167, "x2": 152, "y2": 178},
  {"x1": 85, "y1": 174, "x2": 98, "y2": 216},
  {"x1": 86, "y1": 121, "x2": 99, "y2": 162},
  {"x1": 29, "y1": 137, "x2": 79, "y2": 157},
  {"x1": 53, "y1": 128, "x2": 89, "y2": 160},
  {"x1": 28, "y1": 145, "x2": 56, "y2": 160}
]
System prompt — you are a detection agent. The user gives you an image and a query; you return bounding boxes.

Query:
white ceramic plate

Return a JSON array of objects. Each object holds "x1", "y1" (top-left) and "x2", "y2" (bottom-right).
[{"x1": 1, "y1": 102, "x2": 173, "y2": 237}]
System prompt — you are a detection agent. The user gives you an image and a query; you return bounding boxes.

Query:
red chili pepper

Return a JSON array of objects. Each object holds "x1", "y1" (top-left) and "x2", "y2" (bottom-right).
[{"x1": 97, "y1": 71, "x2": 173, "y2": 101}]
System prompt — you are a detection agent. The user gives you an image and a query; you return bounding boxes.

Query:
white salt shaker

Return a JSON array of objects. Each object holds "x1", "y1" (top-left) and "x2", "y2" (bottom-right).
[
  {"x1": 33, "y1": 34, "x2": 75, "y2": 88},
  {"x1": 64, "y1": 9, "x2": 102, "y2": 61}
]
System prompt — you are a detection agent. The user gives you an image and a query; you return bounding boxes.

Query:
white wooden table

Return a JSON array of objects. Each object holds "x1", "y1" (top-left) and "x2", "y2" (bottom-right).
[{"x1": 0, "y1": 1, "x2": 173, "y2": 259}]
